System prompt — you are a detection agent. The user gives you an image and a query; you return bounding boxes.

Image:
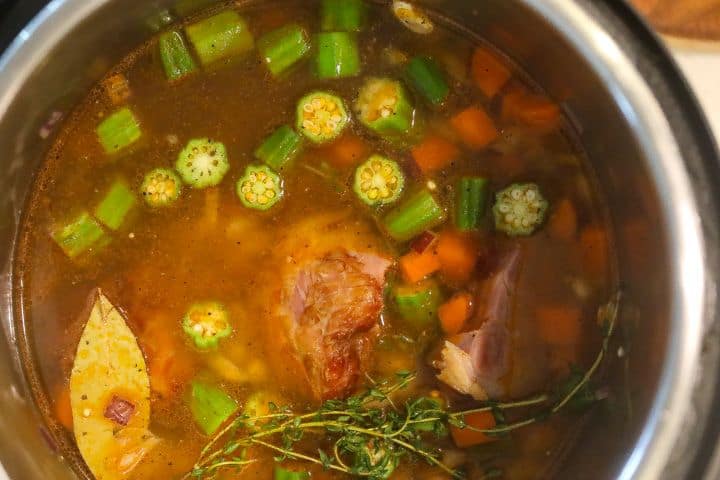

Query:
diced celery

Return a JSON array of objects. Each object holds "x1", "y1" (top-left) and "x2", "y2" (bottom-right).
[
  {"x1": 189, "y1": 381, "x2": 238, "y2": 435},
  {"x1": 275, "y1": 466, "x2": 310, "y2": 480},
  {"x1": 94, "y1": 180, "x2": 136, "y2": 230},
  {"x1": 96, "y1": 107, "x2": 141, "y2": 154},
  {"x1": 254, "y1": 125, "x2": 303, "y2": 170},
  {"x1": 315, "y1": 32, "x2": 360, "y2": 79},
  {"x1": 257, "y1": 24, "x2": 311, "y2": 77},
  {"x1": 159, "y1": 30, "x2": 197, "y2": 81},
  {"x1": 320, "y1": 0, "x2": 366, "y2": 32},
  {"x1": 455, "y1": 177, "x2": 488, "y2": 231},
  {"x1": 51, "y1": 212, "x2": 106, "y2": 259},
  {"x1": 185, "y1": 11, "x2": 254, "y2": 66},
  {"x1": 393, "y1": 279, "x2": 442, "y2": 327},
  {"x1": 383, "y1": 189, "x2": 446, "y2": 241},
  {"x1": 405, "y1": 56, "x2": 449, "y2": 106}
]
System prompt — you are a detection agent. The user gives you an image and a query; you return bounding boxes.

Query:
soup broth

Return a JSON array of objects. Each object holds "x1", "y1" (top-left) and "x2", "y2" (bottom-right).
[{"x1": 16, "y1": 1, "x2": 615, "y2": 479}]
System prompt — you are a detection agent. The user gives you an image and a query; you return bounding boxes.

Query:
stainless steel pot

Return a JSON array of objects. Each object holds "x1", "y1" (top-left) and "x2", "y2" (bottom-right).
[{"x1": 0, "y1": 0, "x2": 718, "y2": 478}]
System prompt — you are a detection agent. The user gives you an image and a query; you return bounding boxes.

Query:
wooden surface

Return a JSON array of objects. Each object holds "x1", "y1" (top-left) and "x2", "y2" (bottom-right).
[{"x1": 632, "y1": 0, "x2": 720, "y2": 40}]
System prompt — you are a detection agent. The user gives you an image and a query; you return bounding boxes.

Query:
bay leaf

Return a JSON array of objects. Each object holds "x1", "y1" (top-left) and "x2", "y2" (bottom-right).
[{"x1": 69, "y1": 290, "x2": 155, "y2": 479}]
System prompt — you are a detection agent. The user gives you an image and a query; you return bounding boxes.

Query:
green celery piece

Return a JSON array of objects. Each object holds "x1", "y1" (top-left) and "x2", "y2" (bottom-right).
[
  {"x1": 189, "y1": 381, "x2": 238, "y2": 435},
  {"x1": 274, "y1": 466, "x2": 310, "y2": 480},
  {"x1": 254, "y1": 125, "x2": 303, "y2": 170},
  {"x1": 393, "y1": 279, "x2": 442, "y2": 327},
  {"x1": 383, "y1": 189, "x2": 446, "y2": 241},
  {"x1": 159, "y1": 30, "x2": 197, "y2": 81},
  {"x1": 257, "y1": 24, "x2": 311, "y2": 77},
  {"x1": 94, "y1": 180, "x2": 136, "y2": 230},
  {"x1": 405, "y1": 56, "x2": 449, "y2": 106},
  {"x1": 185, "y1": 10, "x2": 254, "y2": 66},
  {"x1": 96, "y1": 107, "x2": 141, "y2": 154},
  {"x1": 315, "y1": 32, "x2": 360, "y2": 79},
  {"x1": 51, "y1": 212, "x2": 106, "y2": 258},
  {"x1": 320, "y1": 0, "x2": 366, "y2": 32},
  {"x1": 455, "y1": 177, "x2": 488, "y2": 231}
]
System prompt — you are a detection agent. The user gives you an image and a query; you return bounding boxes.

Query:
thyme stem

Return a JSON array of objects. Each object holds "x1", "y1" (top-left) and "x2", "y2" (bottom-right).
[{"x1": 186, "y1": 296, "x2": 620, "y2": 480}]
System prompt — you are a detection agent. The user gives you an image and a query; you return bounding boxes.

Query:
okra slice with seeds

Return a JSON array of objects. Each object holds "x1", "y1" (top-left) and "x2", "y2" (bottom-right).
[
  {"x1": 51, "y1": 212, "x2": 107, "y2": 259},
  {"x1": 296, "y1": 91, "x2": 349, "y2": 144},
  {"x1": 384, "y1": 188, "x2": 446, "y2": 241},
  {"x1": 96, "y1": 107, "x2": 141, "y2": 154},
  {"x1": 182, "y1": 301, "x2": 232, "y2": 350},
  {"x1": 356, "y1": 77, "x2": 415, "y2": 137},
  {"x1": 185, "y1": 10, "x2": 254, "y2": 66},
  {"x1": 236, "y1": 165, "x2": 283, "y2": 210},
  {"x1": 257, "y1": 24, "x2": 311, "y2": 77},
  {"x1": 315, "y1": 32, "x2": 360, "y2": 79},
  {"x1": 455, "y1": 176, "x2": 488, "y2": 231},
  {"x1": 353, "y1": 155, "x2": 405, "y2": 206},
  {"x1": 159, "y1": 30, "x2": 197, "y2": 81},
  {"x1": 320, "y1": 0, "x2": 366, "y2": 32},
  {"x1": 175, "y1": 138, "x2": 230, "y2": 189},
  {"x1": 94, "y1": 180, "x2": 136, "y2": 231},
  {"x1": 405, "y1": 56, "x2": 449, "y2": 106},
  {"x1": 254, "y1": 125, "x2": 303, "y2": 171},
  {"x1": 140, "y1": 168, "x2": 183, "y2": 207},
  {"x1": 493, "y1": 182, "x2": 548, "y2": 236}
]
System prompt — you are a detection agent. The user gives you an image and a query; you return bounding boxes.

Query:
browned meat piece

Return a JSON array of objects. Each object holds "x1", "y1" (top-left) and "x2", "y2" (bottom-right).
[
  {"x1": 437, "y1": 247, "x2": 522, "y2": 400},
  {"x1": 288, "y1": 251, "x2": 391, "y2": 399},
  {"x1": 262, "y1": 212, "x2": 393, "y2": 401}
]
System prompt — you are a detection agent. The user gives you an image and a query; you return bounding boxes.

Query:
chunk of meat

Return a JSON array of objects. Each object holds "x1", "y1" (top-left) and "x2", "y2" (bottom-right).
[
  {"x1": 288, "y1": 251, "x2": 391, "y2": 399},
  {"x1": 267, "y1": 212, "x2": 393, "y2": 401},
  {"x1": 437, "y1": 248, "x2": 521, "y2": 400}
]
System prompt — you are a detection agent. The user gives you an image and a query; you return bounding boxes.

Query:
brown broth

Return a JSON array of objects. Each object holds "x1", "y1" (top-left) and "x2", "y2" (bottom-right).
[{"x1": 15, "y1": 1, "x2": 614, "y2": 479}]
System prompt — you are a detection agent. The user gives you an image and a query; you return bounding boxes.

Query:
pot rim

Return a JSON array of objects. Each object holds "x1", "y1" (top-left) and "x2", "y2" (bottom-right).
[{"x1": 0, "y1": 0, "x2": 718, "y2": 479}]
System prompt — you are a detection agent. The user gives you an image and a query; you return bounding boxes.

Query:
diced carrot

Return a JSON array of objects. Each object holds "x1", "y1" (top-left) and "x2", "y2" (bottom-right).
[
  {"x1": 436, "y1": 230, "x2": 478, "y2": 282},
  {"x1": 450, "y1": 411, "x2": 497, "y2": 447},
  {"x1": 548, "y1": 198, "x2": 578, "y2": 241},
  {"x1": 439, "y1": 292, "x2": 473, "y2": 335},
  {"x1": 411, "y1": 134, "x2": 460, "y2": 174},
  {"x1": 471, "y1": 46, "x2": 511, "y2": 98},
  {"x1": 321, "y1": 133, "x2": 369, "y2": 168},
  {"x1": 400, "y1": 249, "x2": 441, "y2": 283},
  {"x1": 54, "y1": 384, "x2": 73, "y2": 431},
  {"x1": 502, "y1": 88, "x2": 560, "y2": 131},
  {"x1": 536, "y1": 305, "x2": 582, "y2": 347},
  {"x1": 140, "y1": 318, "x2": 195, "y2": 398},
  {"x1": 580, "y1": 226, "x2": 609, "y2": 280},
  {"x1": 450, "y1": 107, "x2": 499, "y2": 150}
]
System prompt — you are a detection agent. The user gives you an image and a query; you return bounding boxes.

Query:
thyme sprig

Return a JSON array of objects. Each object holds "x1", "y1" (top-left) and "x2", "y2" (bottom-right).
[{"x1": 185, "y1": 294, "x2": 619, "y2": 479}]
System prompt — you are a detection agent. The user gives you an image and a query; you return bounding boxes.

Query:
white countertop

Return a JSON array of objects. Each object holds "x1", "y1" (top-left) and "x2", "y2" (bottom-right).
[{"x1": 670, "y1": 38, "x2": 720, "y2": 139}]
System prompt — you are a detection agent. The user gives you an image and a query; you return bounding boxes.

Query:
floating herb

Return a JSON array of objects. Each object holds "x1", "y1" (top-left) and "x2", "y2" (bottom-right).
[{"x1": 185, "y1": 294, "x2": 619, "y2": 479}]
